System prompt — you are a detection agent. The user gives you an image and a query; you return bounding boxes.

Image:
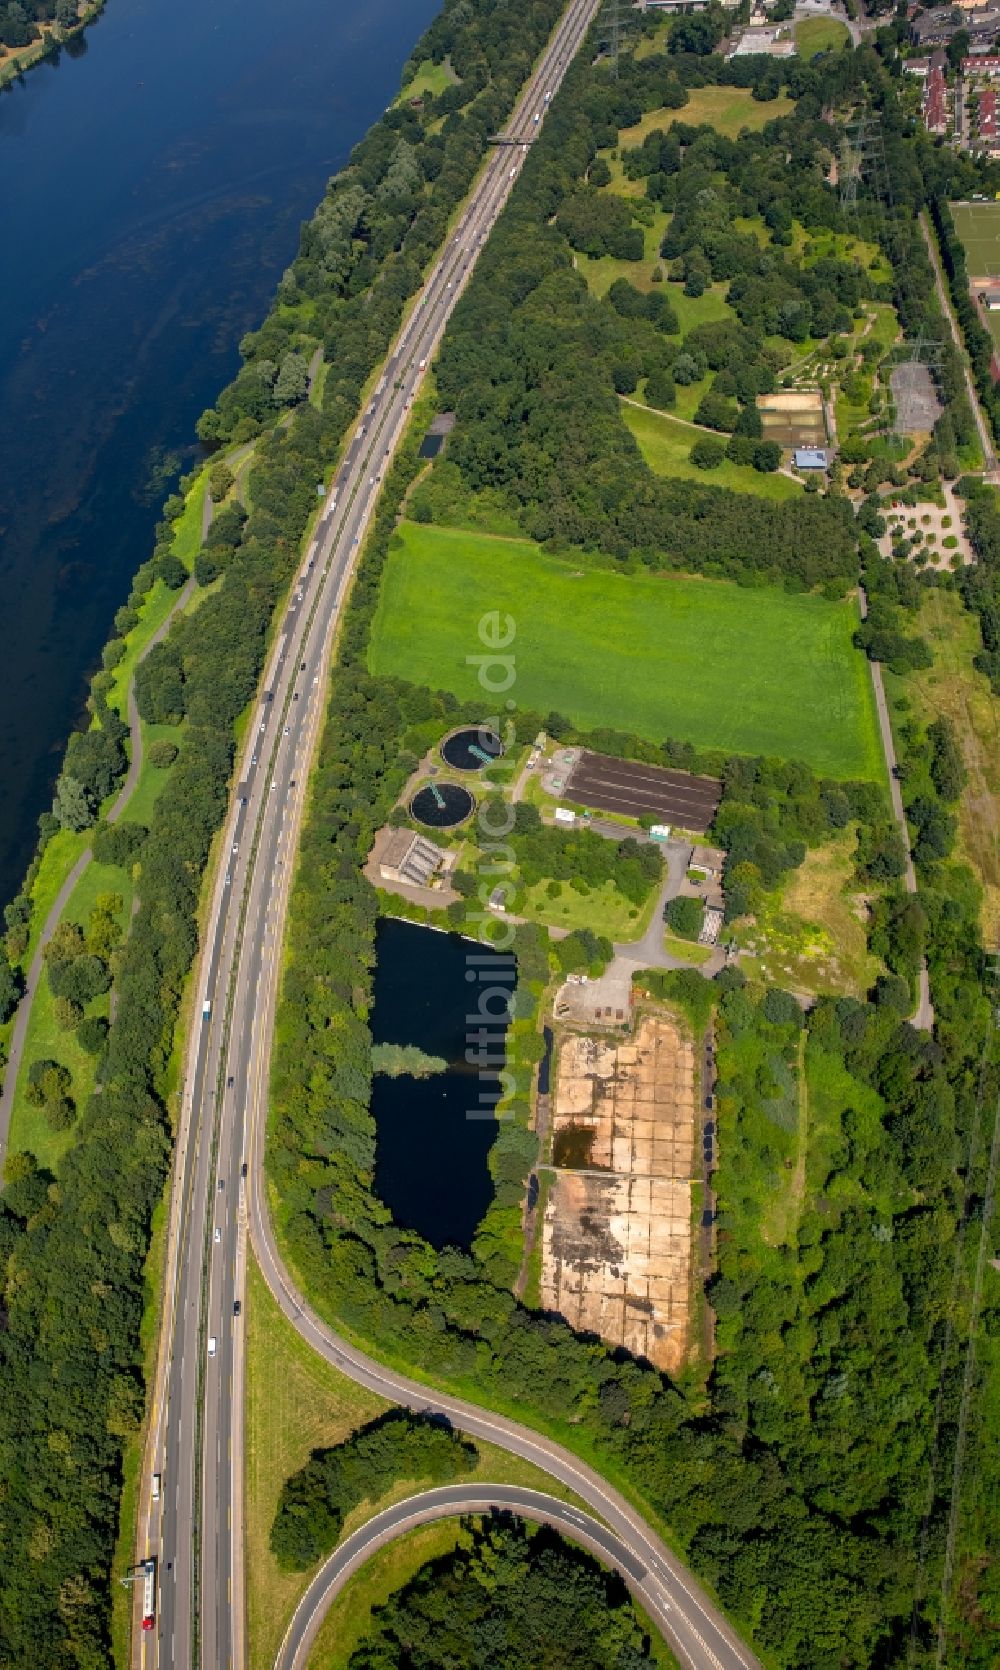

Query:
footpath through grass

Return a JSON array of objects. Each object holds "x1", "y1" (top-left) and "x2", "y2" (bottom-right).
[
  {"x1": 369, "y1": 522, "x2": 883, "y2": 779},
  {"x1": 622, "y1": 400, "x2": 802, "y2": 502}
]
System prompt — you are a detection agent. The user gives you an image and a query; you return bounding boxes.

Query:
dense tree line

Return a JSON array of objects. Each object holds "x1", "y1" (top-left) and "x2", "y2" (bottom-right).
[
  {"x1": 347, "y1": 1519, "x2": 657, "y2": 1670},
  {"x1": 0, "y1": 0, "x2": 81, "y2": 51},
  {"x1": 271, "y1": 1413, "x2": 476, "y2": 1571}
]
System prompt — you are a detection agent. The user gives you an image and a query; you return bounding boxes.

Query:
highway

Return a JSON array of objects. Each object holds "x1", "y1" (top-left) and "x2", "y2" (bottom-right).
[
  {"x1": 133, "y1": 3, "x2": 761, "y2": 1669},
  {"x1": 273, "y1": 1486, "x2": 710, "y2": 1670}
]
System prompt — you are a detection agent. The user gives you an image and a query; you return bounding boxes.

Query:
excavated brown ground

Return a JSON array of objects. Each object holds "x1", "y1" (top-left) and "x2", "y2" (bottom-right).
[{"x1": 540, "y1": 1015, "x2": 695, "y2": 1374}]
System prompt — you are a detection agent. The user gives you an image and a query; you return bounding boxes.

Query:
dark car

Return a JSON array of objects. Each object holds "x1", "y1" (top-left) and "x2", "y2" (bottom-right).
[
  {"x1": 241, "y1": 1162, "x2": 248, "y2": 1179},
  {"x1": 703, "y1": 1119, "x2": 715, "y2": 1138},
  {"x1": 701, "y1": 1209, "x2": 714, "y2": 1229},
  {"x1": 227, "y1": 1075, "x2": 234, "y2": 1089},
  {"x1": 704, "y1": 1093, "x2": 714, "y2": 1111},
  {"x1": 233, "y1": 1300, "x2": 241, "y2": 1317}
]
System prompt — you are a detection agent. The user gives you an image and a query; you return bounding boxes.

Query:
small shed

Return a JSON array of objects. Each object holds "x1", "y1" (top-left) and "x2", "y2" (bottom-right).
[{"x1": 794, "y1": 447, "x2": 828, "y2": 470}]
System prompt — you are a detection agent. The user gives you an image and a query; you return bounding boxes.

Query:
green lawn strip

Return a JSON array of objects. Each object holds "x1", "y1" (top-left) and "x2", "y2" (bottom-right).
[
  {"x1": 20, "y1": 829, "x2": 91, "y2": 969},
  {"x1": 7, "y1": 856, "x2": 132, "y2": 1168},
  {"x1": 245, "y1": 1253, "x2": 594, "y2": 1670},
  {"x1": 309, "y1": 358, "x2": 329, "y2": 410},
  {"x1": 105, "y1": 474, "x2": 205, "y2": 718},
  {"x1": 663, "y1": 934, "x2": 713, "y2": 966},
  {"x1": 396, "y1": 55, "x2": 458, "y2": 104},
  {"x1": 370, "y1": 523, "x2": 881, "y2": 779},
  {"x1": 618, "y1": 87, "x2": 794, "y2": 145},
  {"x1": 794, "y1": 16, "x2": 850, "y2": 54},
  {"x1": 518, "y1": 877, "x2": 650, "y2": 941},
  {"x1": 621, "y1": 401, "x2": 801, "y2": 501}
]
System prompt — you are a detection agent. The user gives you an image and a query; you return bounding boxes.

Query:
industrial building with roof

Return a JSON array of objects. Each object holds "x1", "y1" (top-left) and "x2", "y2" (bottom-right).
[{"x1": 378, "y1": 829, "x2": 446, "y2": 888}]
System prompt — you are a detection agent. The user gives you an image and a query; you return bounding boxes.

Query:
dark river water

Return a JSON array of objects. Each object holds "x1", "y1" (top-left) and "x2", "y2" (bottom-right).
[
  {"x1": 372, "y1": 918, "x2": 515, "y2": 1250},
  {"x1": 0, "y1": 0, "x2": 438, "y2": 907}
]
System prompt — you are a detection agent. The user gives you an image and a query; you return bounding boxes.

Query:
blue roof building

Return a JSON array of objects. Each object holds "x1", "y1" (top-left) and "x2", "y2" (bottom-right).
[{"x1": 794, "y1": 448, "x2": 828, "y2": 470}]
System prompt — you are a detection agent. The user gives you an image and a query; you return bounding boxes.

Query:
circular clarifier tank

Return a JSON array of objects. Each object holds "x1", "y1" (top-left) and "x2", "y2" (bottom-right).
[
  {"x1": 410, "y1": 782, "x2": 475, "y2": 829},
  {"x1": 440, "y1": 726, "x2": 504, "y2": 772}
]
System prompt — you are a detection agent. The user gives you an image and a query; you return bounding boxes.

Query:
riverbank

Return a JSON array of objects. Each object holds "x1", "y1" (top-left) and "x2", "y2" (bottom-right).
[{"x1": 0, "y1": 1, "x2": 107, "y2": 92}]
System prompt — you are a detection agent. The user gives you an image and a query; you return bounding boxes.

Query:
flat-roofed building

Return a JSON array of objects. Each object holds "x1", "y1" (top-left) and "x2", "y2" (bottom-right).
[{"x1": 379, "y1": 829, "x2": 445, "y2": 887}]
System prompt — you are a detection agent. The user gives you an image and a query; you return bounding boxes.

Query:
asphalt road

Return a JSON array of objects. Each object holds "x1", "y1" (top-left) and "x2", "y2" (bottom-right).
[
  {"x1": 135, "y1": 5, "x2": 761, "y2": 1669},
  {"x1": 274, "y1": 1486, "x2": 705, "y2": 1670}
]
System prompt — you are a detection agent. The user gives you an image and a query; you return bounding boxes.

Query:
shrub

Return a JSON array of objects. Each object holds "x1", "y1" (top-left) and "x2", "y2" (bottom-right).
[
  {"x1": 690, "y1": 438, "x2": 725, "y2": 470},
  {"x1": 665, "y1": 895, "x2": 704, "y2": 939}
]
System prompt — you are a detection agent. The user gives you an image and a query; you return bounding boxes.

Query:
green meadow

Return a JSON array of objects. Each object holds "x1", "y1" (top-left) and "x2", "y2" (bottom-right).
[{"x1": 369, "y1": 523, "x2": 882, "y2": 779}]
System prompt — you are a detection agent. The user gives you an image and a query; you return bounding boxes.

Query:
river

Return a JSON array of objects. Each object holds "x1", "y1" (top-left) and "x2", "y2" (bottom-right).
[{"x1": 0, "y1": 0, "x2": 438, "y2": 907}]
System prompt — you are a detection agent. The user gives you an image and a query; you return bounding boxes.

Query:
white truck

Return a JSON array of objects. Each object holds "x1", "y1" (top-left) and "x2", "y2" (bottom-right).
[{"x1": 201, "y1": 999, "x2": 211, "y2": 1020}]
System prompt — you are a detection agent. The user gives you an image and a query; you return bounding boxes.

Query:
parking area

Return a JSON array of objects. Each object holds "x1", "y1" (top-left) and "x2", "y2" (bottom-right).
[{"x1": 554, "y1": 749, "x2": 721, "y2": 834}]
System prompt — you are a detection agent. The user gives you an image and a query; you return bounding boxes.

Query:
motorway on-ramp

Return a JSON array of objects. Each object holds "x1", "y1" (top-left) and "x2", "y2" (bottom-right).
[{"x1": 133, "y1": 5, "x2": 763, "y2": 1670}]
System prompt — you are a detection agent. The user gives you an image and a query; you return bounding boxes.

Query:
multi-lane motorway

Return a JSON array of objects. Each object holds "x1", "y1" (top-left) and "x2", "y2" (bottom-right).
[{"x1": 134, "y1": 3, "x2": 761, "y2": 1668}]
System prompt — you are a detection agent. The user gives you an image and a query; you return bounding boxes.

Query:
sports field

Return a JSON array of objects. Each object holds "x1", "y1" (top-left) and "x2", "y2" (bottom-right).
[
  {"x1": 369, "y1": 524, "x2": 883, "y2": 779},
  {"x1": 951, "y1": 200, "x2": 1000, "y2": 277}
]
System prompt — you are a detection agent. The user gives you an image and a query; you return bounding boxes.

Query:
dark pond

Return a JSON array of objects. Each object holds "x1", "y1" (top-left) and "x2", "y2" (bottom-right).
[
  {"x1": 0, "y1": 0, "x2": 438, "y2": 906},
  {"x1": 440, "y1": 726, "x2": 504, "y2": 772},
  {"x1": 371, "y1": 917, "x2": 516, "y2": 1250},
  {"x1": 410, "y1": 782, "x2": 475, "y2": 829}
]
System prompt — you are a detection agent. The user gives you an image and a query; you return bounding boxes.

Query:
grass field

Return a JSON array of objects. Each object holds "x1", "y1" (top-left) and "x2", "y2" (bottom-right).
[
  {"x1": 369, "y1": 523, "x2": 883, "y2": 779},
  {"x1": 518, "y1": 876, "x2": 651, "y2": 941},
  {"x1": 794, "y1": 16, "x2": 850, "y2": 55},
  {"x1": 951, "y1": 200, "x2": 1000, "y2": 278},
  {"x1": 622, "y1": 400, "x2": 802, "y2": 502},
  {"x1": 733, "y1": 829, "x2": 882, "y2": 999},
  {"x1": 618, "y1": 86, "x2": 793, "y2": 145},
  {"x1": 397, "y1": 57, "x2": 457, "y2": 104}
]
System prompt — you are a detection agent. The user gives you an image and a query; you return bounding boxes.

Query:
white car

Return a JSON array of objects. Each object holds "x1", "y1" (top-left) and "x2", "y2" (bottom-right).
[
  {"x1": 208, "y1": 1337, "x2": 217, "y2": 1359},
  {"x1": 214, "y1": 1227, "x2": 221, "y2": 1244}
]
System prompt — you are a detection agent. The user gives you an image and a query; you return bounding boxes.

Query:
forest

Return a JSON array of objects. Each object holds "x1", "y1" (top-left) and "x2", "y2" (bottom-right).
[
  {"x1": 346, "y1": 1520, "x2": 658, "y2": 1670},
  {"x1": 265, "y1": 23, "x2": 1000, "y2": 1669},
  {"x1": 0, "y1": 0, "x2": 80, "y2": 49},
  {"x1": 0, "y1": 0, "x2": 575, "y2": 1659}
]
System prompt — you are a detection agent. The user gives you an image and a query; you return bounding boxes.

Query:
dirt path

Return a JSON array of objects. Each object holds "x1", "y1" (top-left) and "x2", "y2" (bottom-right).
[
  {"x1": 0, "y1": 507, "x2": 210, "y2": 1168},
  {"x1": 858, "y1": 585, "x2": 934, "y2": 1031},
  {"x1": 514, "y1": 1087, "x2": 551, "y2": 1302}
]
